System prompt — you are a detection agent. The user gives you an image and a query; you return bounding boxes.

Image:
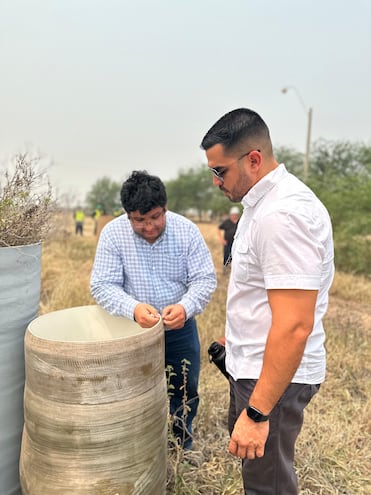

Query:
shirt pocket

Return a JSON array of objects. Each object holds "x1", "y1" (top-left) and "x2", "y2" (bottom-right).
[
  {"x1": 163, "y1": 251, "x2": 188, "y2": 282},
  {"x1": 233, "y1": 241, "x2": 250, "y2": 283}
]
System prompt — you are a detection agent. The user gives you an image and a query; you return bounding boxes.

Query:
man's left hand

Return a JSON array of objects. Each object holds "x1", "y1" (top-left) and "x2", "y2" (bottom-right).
[{"x1": 162, "y1": 304, "x2": 186, "y2": 329}]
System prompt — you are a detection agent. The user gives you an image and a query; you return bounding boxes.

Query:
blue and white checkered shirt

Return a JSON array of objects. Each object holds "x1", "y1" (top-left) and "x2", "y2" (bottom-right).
[{"x1": 90, "y1": 211, "x2": 217, "y2": 320}]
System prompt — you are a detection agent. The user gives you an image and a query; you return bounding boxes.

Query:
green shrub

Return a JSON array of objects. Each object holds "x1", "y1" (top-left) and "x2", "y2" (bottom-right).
[{"x1": 334, "y1": 235, "x2": 371, "y2": 277}]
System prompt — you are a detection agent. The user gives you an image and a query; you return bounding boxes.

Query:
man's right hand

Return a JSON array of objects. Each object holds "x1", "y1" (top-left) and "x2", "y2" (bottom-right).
[{"x1": 134, "y1": 303, "x2": 161, "y2": 328}]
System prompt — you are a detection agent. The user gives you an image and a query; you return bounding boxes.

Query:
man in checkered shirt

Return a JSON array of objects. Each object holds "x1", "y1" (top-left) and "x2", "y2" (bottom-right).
[{"x1": 91, "y1": 170, "x2": 217, "y2": 450}]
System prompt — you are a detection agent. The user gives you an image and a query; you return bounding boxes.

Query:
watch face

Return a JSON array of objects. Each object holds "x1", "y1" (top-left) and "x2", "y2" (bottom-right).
[
  {"x1": 248, "y1": 407, "x2": 261, "y2": 420},
  {"x1": 246, "y1": 406, "x2": 269, "y2": 422}
]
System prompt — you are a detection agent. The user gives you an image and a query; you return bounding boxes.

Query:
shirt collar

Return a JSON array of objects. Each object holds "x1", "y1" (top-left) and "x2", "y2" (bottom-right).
[{"x1": 241, "y1": 163, "x2": 288, "y2": 209}]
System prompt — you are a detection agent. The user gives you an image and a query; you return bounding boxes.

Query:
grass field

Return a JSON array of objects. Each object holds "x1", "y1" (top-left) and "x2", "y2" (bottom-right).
[{"x1": 40, "y1": 214, "x2": 370, "y2": 494}]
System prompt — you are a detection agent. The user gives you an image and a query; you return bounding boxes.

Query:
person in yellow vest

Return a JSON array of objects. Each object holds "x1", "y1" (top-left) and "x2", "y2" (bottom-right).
[
  {"x1": 74, "y1": 207, "x2": 85, "y2": 235},
  {"x1": 113, "y1": 205, "x2": 123, "y2": 217},
  {"x1": 93, "y1": 205, "x2": 104, "y2": 235}
]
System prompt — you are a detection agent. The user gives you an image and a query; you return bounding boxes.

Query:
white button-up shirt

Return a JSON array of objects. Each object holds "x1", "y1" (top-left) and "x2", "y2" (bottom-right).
[{"x1": 225, "y1": 164, "x2": 334, "y2": 384}]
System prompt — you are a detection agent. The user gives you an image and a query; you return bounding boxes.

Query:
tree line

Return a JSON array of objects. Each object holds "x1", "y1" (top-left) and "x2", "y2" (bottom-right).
[{"x1": 85, "y1": 140, "x2": 371, "y2": 276}]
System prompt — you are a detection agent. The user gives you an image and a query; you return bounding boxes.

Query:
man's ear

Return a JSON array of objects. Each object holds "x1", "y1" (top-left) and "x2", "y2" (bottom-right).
[
  {"x1": 249, "y1": 150, "x2": 262, "y2": 169},
  {"x1": 248, "y1": 150, "x2": 262, "y2": 165}
]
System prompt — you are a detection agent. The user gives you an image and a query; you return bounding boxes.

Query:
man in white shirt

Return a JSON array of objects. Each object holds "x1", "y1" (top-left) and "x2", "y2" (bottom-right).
[{"x1": 201, "y1": 108, "x2": 334, "y2": 494}]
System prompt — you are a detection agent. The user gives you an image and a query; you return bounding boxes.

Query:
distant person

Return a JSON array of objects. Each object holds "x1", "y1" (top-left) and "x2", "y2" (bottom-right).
[
  {"x1": 218, "y1": 206, "x2": 240, "y2": 272},
  {"x1": 201, "y1": 108, "x2": 334, "y2": 494},
  {"x1": 113, "y1": 205, "x2": 123, "y2": 217},
  {"x1": 92, "y1": 205, "x2": 104, "y2": 235},
  {"x1": 73, "y1": 207, "x2": 85, "y2": 236},
  {"x1": 90, "y1": 171, "x2": 216, "y2": 450}
]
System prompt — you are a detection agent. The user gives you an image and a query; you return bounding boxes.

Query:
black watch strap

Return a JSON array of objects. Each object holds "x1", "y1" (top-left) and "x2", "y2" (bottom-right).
[{"x1": 246, "y1": 404, "x2": 270, "y2": 422}]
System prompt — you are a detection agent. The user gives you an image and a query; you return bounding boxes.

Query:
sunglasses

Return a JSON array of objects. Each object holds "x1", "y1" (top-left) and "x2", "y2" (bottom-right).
[{"x1": 209, "y1": 149, "x2": 260, "y2": 183}]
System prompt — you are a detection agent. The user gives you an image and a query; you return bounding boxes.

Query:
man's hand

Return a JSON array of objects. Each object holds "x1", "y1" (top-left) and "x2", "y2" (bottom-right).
[
  {"x1": 134, "y1": 303, "x2": 160, "y2": 328},
  {"x1": 162, "y1": 304, "x2": 186, "y2": 330},
  {"x1": 229, "y1": 409, "x2": 269, "y2": 459}
]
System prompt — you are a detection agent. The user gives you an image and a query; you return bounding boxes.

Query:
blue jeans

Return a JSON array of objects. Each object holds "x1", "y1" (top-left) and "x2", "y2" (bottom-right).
[{"x1": 165, "y1": 318, "x2": 200, "y2": 450}]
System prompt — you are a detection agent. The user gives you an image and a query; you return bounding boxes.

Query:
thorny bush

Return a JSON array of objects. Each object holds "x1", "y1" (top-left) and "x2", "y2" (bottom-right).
[{"x1": 0, "y1": 153, "x2": 54, "y2": 247}]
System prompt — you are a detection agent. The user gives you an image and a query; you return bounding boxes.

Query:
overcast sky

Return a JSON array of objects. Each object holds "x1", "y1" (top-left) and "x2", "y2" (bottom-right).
[{"x1": 1, "y1": 0, "x2": 370, "y2": 204}]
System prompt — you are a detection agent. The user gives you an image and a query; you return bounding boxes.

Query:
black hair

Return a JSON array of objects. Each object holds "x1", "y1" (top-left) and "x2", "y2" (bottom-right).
[
  {"x1": 120, "y1": 170, "x2": 167, "y2": 214},
  {"x1": 200, "y1": 108, "x2": 272, "y2": 155}
]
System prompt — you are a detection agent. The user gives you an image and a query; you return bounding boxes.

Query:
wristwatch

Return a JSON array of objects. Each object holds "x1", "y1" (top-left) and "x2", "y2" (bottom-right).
[{"x1": 246, "y1": 404, "x2": 270, "y2": 422}]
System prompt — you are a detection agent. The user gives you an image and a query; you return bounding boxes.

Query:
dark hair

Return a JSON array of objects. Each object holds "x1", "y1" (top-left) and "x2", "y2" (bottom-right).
[
  {"x1": 120, "y1": 170, "x2": 167, "y2": 214},
  {"x1": 200, "y1": 108, "x2": 272, "y2": 155}
]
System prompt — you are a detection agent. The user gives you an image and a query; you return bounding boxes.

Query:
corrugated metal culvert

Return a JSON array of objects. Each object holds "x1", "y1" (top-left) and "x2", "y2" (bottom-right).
[
  {"x1": 20, "y1": 305, "x2": 167, "y2": 495},
  {"x1": 0, "y1": 243, "x2": 42, "y2": 495}
]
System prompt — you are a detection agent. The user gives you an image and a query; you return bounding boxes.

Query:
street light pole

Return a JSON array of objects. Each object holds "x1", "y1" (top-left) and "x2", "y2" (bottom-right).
[
  {"x1": 281, "y1": 86, "x2": 312, "y2": 182},
  {"x1": 304, "y1": 107, "x2": 313, "y2": 183}
]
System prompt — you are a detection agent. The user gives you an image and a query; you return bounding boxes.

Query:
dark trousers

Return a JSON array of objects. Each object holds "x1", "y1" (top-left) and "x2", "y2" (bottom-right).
[
  {"x1": 228, "y1": 378, "x2": 320, "y2": 494},
  {"x1": 165, "y1": 318, "x2": 200, "y2": 450},
  {"x1": 75, "y1": 222, "x2": 83, "y2": 235},
  {"x1": 223, "y1": 244, "x2": 232, "y2": 265}
]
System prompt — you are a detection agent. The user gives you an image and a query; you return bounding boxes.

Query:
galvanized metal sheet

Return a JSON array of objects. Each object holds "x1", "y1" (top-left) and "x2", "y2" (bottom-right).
[{"x1": 0, "y1": 243, "x2": 41, "y2": 495}]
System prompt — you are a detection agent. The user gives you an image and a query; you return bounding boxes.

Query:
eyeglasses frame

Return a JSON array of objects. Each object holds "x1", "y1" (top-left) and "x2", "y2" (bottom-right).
[
  {"x1": 128, "y1": 208, "x2": 166, "y2": 228},
  {"x1": 209, "y1": 149, "x2": 261, "y2": 183}
]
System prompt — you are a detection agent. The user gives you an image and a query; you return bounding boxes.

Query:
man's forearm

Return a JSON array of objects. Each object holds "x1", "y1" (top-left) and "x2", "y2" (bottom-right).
[{"x1": 249, "y1": 322, "x2": 311, "y2": 415}]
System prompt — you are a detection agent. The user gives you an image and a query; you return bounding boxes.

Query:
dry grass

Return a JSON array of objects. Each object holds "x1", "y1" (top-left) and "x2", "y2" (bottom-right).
[
  {"x1": 40, "y1": 216, "x2": 371, "y2": 494},
  {"x1": 330, "y1": 271, "x2": 371, "y2": 305}
]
